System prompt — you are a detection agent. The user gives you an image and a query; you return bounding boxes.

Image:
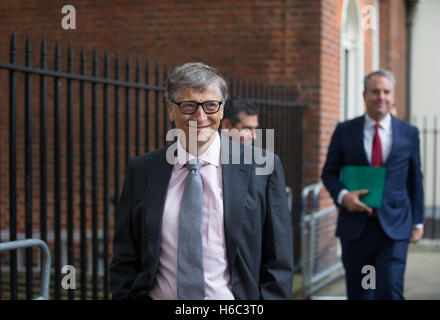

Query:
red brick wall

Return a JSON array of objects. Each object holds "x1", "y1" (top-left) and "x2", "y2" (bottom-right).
[
  {"x1": 283, "y1": 0, "x2": 322, "y2": 188},
  {"x1": 317, "y1": 0, "x2": 343, "y2": 208},
  {"x1": 380, "y1": 0, "x2": 408, "y2": 120},
  {"x1": 0, "y1": 0, "x2": 295, "y2": 82}
]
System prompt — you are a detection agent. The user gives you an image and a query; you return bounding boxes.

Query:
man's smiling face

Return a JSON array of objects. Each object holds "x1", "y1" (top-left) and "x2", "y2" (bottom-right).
[
  {"x1": 363, "y1": 74, "x2": 395, "y2": 122},
  {"x1": 167, "y1": 82, "x2": 224, "y2": 153}
]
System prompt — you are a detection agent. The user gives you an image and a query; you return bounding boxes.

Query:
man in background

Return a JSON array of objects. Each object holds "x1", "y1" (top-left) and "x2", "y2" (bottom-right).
[
  {"x1": 221, "y1": 97, "x2": 259, "y2": 145},
  {"x1": 321, "y1": 69, "x2": 424, "y2": 300}
]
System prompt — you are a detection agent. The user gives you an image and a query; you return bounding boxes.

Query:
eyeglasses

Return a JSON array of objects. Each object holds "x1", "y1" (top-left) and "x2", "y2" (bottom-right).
[{"x1": 171, "y1": 99, "x2": 223, "y2": 114}]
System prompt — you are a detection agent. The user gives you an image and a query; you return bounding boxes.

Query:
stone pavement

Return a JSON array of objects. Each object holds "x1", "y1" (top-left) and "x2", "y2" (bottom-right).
[{"x1": 312, "y1": 239, "x2": 440, "y2": 300}]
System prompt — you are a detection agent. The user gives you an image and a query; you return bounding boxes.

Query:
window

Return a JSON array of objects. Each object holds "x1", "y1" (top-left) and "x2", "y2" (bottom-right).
[{"x1": 340, "y1": 0, "x2": 365, "y2": 121}]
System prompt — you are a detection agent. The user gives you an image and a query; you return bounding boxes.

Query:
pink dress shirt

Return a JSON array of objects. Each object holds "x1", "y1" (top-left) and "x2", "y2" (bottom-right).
[{"x1": 149, "y1": 134, "x2": 234, "y2": 300}]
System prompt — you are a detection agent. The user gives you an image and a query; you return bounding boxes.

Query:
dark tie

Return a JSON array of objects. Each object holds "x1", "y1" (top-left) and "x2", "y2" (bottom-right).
[
  {"x1": 177, "y1": 158, "x2": 205, "y2": 300},
  {"x1": 371, "y1": 123, "x2": 382, "y2": 217}
]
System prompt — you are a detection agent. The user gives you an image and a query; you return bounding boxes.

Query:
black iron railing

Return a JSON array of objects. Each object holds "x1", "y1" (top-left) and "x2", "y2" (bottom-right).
[
  {"x1": 412, "y1": 116, "x2": 440, "y2": 240},
  {"x1": 0, "y1": 32, "x2": 305, "y2": 299}
]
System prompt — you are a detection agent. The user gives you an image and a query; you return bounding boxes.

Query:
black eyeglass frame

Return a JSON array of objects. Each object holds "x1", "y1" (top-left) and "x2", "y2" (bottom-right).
[{"x1": 170, "y1": 99, "x2": 223, "y2": 115}]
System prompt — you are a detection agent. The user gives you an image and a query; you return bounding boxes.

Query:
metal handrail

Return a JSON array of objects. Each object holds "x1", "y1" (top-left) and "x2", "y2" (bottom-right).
[
  {"x1": 0, "y1": 239, "x2": 51, "y2": 300},
  {"x1": 300, "y1": 182, "x2": 322, "y2": 296},
  {"x1": 300, "y1": 182, "x2": 344, "y2": 298}
]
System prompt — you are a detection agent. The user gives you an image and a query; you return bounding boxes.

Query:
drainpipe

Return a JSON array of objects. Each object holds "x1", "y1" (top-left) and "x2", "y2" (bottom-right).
[{"x1": 405, "y1": 0, "x2": 419, "y2": 122}]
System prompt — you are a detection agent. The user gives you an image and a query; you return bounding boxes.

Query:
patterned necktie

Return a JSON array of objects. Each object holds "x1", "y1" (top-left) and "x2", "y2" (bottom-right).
[
  {"x1": 371, "y1": 123, "x2": 382, "y2": 217},
  {"x1": 177, "y1": 158, "x2": 205, "y2": 300}
]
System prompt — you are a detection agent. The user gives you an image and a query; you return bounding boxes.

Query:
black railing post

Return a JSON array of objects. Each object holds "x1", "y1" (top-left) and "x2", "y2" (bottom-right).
[
  {"x1": 37, "y1": 37, "x2": 48, "y2": 298},
  {"x1": 79, "y1": 45, "x2": 87, "y2": 300},
  {"x1": 263, "y1": 83, "x2": 268, "y2": 126},
  {"x1": 53, "y1": 40, "x2": 62, "y2": 300},
  {"x1": 145, "y1": 60, "x2": 150, "y2": 152},
  {"x1": 92, "y1": 48, "x2": 99, "y2": 299},
  {"x1": 66, "y1": 42, "x2": 75, "y2": 300},
  {"x1": 125, "y1": 56, "x2": 131, "y2": 167},
  {"x1": 103, "y1": 50, "x2": 110, "y2": 300},
  {"x1": 155, "y1": 61, "x2": 160, "y2": 149},
  {"x1": 135, "y1": 57, "x2": 141, "y2": 156},
  {"x1": 39, "y1": 37, "x2": 48, "y2": 247},
  {"x1": 423, "y1": 116, "x2": 427, "y2": 230},
  {"x1": 9, "y1": 30, "x2": 18, "y2": 300},
  {"x1": 163, "y1": 64, "x2": 168, "y2": 142},
  {"x1": 24, "y1": 34, "x2": 34, "y2": 300},
  {"x1": 114, "y1": 52, "x2": 121, "y2": 223}
]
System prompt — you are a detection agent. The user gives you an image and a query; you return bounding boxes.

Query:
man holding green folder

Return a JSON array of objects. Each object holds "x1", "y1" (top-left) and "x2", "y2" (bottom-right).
[{"x1": 322, "y1": 70, "x2": 424, "y2": 300}]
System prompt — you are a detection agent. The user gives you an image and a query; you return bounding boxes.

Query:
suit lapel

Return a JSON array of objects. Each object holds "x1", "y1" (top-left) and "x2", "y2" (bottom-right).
[
  {"x1": 221, "y1": 138, "x2": 251, "y2": 270},
  {"x1": 145, "y1": 146, "x2": 174, "y2": 251},
  {"x1": 384, "y1": 115, "x2": 399, "y2": 166}
]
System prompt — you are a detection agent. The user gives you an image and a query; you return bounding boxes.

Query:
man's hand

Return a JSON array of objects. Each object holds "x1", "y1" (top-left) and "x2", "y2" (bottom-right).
[
  {"x1": 410, "y1": 227, "x2": 424, "y2": 243},
  {"x1": 341, "y1": 190, "x2": 373, "y2": 214}
]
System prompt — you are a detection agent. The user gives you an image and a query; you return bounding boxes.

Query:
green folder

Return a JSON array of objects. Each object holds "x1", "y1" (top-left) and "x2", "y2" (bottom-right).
[{"x1": 341, "y1": 166, "x2": 386, "y2": 209}]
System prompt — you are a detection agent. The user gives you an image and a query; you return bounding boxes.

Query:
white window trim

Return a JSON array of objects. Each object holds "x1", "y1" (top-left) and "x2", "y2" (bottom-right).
[
  {"x1": 340, "y1": 0, "x2": 365, "y2": 121},
  {"x1": 372, "y1": 0, "x2": 380, "y2": 70}
]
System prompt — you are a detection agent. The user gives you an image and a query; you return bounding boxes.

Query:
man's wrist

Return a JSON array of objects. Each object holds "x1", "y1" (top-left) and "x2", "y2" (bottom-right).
[
  {"x1": 413, "y1": 224, "x2": 424, "y2": 229},
  {"x1": 337, "y1": 189, "x2": 349, "y2": 206}
]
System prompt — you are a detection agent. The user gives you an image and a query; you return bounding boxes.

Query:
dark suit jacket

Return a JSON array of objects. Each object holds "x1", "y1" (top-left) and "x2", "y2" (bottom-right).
[
  {"x1": 110, "y1": 137, "x2": 294, "y2": 300},
  {"x1": 321, "y1": 115, "x2": 424, "y2": 240}
]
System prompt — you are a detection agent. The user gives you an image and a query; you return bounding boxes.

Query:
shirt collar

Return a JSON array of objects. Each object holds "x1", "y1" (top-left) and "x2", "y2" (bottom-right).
[
  {"x1": 364, "y1": 112, "x2": 392, "y2": 131},
  {"x1": 175, "y1": 133, "x2": 221, "y2": 168}
]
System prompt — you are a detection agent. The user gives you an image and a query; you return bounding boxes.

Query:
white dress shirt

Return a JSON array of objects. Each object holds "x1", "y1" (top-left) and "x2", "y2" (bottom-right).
[
  {"x1": 149, "y1": 133, "x2": 234, "y2": 300},
  {"x1": 363, "y1": 113, "x2": 393, "y2": 166}
]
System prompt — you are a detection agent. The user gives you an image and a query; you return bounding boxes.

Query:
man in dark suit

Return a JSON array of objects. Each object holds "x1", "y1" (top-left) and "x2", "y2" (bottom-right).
[
  {"x1": 321, "y1": 69, "x2": 424, "y2": 300},
  {"x1": 110, "y1": 62, "x2": 293, "y2": 300}
]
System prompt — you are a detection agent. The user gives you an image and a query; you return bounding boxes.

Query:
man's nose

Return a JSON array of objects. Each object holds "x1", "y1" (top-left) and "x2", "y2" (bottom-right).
[{"x1": 193, "y1": 105, "x2": 208, "y2": 121}]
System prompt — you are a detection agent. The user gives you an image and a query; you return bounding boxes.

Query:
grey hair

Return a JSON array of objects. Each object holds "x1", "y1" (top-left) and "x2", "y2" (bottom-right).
[
  {"x1": 165, "y1": 62, "x2": 228, "y2": 102},
  {"x1": 364, "y1": 69, "x2": 396, "y2": 92}
]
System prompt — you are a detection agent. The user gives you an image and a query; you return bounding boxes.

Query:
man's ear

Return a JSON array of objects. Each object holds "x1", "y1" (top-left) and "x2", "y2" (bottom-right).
[
  {"x1": 167, "y1": 103, "x2": 175, "y2": 122},
  {"x1": 221, "y1": 118, "x2": 232, "y2": 130}
]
